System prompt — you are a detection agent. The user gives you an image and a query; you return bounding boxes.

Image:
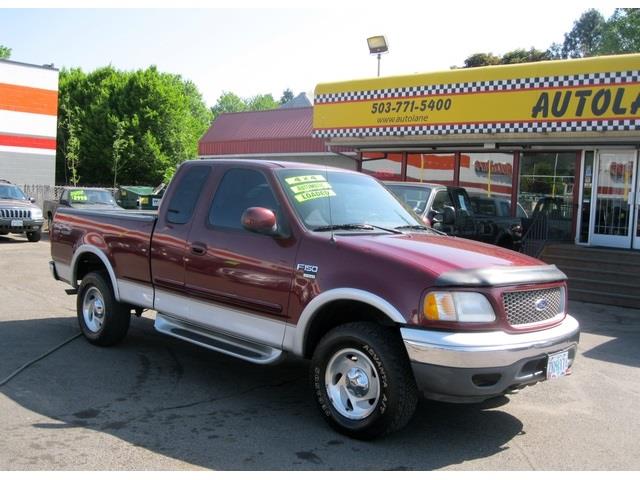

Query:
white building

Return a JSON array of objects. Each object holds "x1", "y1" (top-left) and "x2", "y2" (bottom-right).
[{"x1": 0, "y1": 59, "x2": 59, "y2": 186}]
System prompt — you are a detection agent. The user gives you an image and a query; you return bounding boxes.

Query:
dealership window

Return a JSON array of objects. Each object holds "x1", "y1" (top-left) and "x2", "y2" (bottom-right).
[
  {"x1": 361, "y1": 152, "x2": 403, "y2": 180},
  {"x1": 518, "y1": 152, "x2": 576, "y2": 240},
  {"x1": 406, "y1": 153, "x2": 455, "y2": 185},
  {"x1": 459, "y1": 153, "x2": 515, "y2": 217}
]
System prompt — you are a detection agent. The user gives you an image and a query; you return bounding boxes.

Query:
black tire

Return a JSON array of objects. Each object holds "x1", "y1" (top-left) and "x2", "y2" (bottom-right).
[
  {"x1": 310, "y1": 322, "x2": 418, "y2": 440},
  {"x1": 76, "y1": 271, "x2": 130, "y2": 346},
  {"x1": 26, "y1": 230, "x2": 41, "y2": 242}
]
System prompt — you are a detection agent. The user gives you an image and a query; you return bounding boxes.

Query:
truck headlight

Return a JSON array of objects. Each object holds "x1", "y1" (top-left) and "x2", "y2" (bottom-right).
[
  {"x1": 30, "y1": 208, "x2": 43, "y2": 220},
  {"x1": 423, "y1": 291, "x2": 496, "y2": 323}
]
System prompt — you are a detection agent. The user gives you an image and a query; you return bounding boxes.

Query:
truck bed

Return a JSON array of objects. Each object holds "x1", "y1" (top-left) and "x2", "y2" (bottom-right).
[{"x1": 50, "y1": 207, "x2": 157, "y2": 286}]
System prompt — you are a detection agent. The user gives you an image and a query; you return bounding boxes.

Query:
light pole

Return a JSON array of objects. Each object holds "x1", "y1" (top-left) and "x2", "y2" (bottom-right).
[{"x1": 367, "y1": 35, "x2": 388, "y2": 77}]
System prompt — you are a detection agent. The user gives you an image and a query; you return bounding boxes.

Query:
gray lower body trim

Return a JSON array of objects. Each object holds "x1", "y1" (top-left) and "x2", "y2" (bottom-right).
[
  {"x1": 117, "y1": 279, "x2": 154, "y2": 309},
  {"x1": 154, "y1": 288, "x2": 286, "y2": 349},
  {"x1": 52, "y1": 260, "x2": 72, "y2": 284}
]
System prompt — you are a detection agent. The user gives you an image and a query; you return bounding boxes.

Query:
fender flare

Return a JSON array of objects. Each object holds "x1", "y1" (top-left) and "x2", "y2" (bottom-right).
[
  {"x1": 283, "y1": 288, "x2": 407, "y2": 357},
  {"x1": 70, "y1": 245, "x2": 121, "y2": 301}
]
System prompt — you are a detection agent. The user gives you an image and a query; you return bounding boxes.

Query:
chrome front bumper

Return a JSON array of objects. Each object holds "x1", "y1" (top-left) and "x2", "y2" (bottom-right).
[{"x1": 401, "y1": 315, "x2": 580, "y2": 402}]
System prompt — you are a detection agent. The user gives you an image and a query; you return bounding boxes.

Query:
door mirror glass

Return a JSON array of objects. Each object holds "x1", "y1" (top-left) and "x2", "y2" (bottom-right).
[
  {"x1": 241, "y1": 207, "x2": 277, "y2": 235},
  {"x1": 443, "y1": 205, "x2": 456, "y2": 225}
]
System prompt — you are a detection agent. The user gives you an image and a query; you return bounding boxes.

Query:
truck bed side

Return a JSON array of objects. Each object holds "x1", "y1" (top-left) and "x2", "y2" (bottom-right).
[{"x1": 50, "y1": 208, "x2": 157, "y2": 295}]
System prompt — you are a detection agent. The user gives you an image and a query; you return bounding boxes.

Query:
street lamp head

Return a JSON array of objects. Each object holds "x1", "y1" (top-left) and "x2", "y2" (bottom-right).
[{"x1": 367, "y1": 35, "x2": 388, "y2": 55}]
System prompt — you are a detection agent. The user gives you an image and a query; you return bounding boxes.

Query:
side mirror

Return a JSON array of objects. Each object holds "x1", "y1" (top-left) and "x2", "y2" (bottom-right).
[
  {"x1": 443, "y1": 206, "x2": 456, "y2": 225},
  {"x1": 29, "y1": 197, "x2": 36, "y2": 204},
  {"x1": 241, "y1": 207, "x2": 277, "y2": 235}
]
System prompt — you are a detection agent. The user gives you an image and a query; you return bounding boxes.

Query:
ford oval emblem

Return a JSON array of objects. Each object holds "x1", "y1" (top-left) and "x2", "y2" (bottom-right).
[{"x1": 534, "y1": 298, "x2": 549, "y2": 312}]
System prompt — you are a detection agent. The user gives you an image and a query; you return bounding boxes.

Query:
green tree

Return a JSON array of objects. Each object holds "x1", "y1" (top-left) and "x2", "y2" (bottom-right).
[
  {"x1": 280, "y1": 88, "x2": 294, "y2": 105},
  {"x1": 210, "y1": 91, "x2": 247, "y2": 118},
  {"x1": 247, "y1": 93, "x2": 279, "y2": 111},
  {"x1": 463, "y1": 52, "x2": 501, "y2": 68},
  {"x1": 56, "y1": 65, "x2": 211, "y2": 186},
  {"x1": 0, "y1": 45, "x2": 10, "y2": 59},
  {"x1": 561, "y1": 9, "x2": 607, "y2": 58},
  {"x1": 601, "y1": 8, "x2": 640, "y2": 54},
  {"x1": 501, "y1": 48, "x2": 550, "y2": 64}
]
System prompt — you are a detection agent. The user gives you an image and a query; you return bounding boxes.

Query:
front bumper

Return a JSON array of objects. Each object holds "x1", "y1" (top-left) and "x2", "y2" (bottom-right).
[
  {"x1": 0, "y1": 218, "x2": 44, "y2": 233},
  {"x1": 401, "y1": 315, "x2": 580, "y2": 403}
]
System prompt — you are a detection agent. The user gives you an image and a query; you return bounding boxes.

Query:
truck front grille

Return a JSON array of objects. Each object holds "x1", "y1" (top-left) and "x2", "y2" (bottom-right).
[
  {"x1": 503, "y1": 286, "x2": 564, "y2": 326},
  {"x1": 0, "y1": 208, "x2": 31, "y2": 219}
]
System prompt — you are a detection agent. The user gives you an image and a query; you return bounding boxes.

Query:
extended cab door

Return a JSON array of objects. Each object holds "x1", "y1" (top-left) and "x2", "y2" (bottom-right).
[
  {"x1": 151, "y1": 164, "x2": 212, "y2": 294},
  {"x1": 182, "y1": 167, "x2": 297, "y2": 347}
]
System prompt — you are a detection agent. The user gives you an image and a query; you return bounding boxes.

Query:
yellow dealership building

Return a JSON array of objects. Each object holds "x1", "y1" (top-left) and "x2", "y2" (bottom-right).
[{"x1": 313, "y1": 54, "x2": 640, "y2": 254}]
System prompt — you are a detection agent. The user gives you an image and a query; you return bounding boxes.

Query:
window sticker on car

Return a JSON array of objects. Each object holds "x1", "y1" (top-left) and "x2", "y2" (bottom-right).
[
  {"x1": 69, "y1": 190, "x2": 88, "y2": 202},
  {"x1": 285, "y1": 175, "x2": 326, "y2": 185},
  {"x1": 284, "y1": 175, "x2": 336, "y2": 203}
]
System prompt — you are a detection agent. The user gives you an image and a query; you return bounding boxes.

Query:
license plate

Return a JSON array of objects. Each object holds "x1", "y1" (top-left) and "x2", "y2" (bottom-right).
[
  {"x1": 11, "y1": 220, "x2": 23, "y2": 227},
  {"x1": 546, "y1": 350, "x2": 569, "y2": 380},
  {"x1": 152, "y1": 198, "x2": 160, "y2": 207}
]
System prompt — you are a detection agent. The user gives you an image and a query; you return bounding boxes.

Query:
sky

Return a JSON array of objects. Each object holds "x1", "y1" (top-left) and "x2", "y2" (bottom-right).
[{"x1": 0, "y1": 2, "x2": 620, "y2": 107}]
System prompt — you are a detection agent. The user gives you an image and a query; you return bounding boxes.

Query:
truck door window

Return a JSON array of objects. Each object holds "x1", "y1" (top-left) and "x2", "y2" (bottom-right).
[
  {"x1": 208, "y1": 169, "x2": 281, "y2": 230},
  {"x1": 166, "y1": 165, "x2": 211, "y2": 224},
  {"x1": 432, "y1": 190, "x2": 452, "y2": 212}
]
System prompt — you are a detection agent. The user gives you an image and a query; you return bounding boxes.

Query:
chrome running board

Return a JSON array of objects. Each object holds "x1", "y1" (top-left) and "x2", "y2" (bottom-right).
[{"x1": 154, "y1": 314, "x2": 283, "y2": 365}]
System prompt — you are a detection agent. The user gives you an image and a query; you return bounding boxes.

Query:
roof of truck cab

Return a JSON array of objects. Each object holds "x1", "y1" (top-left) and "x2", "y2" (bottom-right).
[{"x1": 182, "y1": 158, "x2": 354, "y2": 173}]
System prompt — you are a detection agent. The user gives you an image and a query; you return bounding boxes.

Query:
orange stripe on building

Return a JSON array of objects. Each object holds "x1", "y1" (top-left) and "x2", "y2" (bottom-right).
[{"x1": 0, "y1": 83, "x2": 58, "y2": 116}]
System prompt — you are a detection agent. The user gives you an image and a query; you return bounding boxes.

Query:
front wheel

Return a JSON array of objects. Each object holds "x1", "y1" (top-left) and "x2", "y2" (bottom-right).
[
  {"x1": 310, "y1": 322, "x2": 418, "y2": 440},
  {"x1": 26, "y1": 229, "x2": 41, "y2": 242},
  {"x1": 77, "y1": 272, "x2": 131, "y2": 346}
]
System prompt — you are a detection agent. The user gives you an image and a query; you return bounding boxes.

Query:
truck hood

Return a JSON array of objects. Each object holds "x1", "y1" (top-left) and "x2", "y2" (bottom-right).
[
  {"x1": 0, "y1": 199, "x2": 33, "y2": 209},
  {"x1": 336, "y1": 232, "x2": 544, "y2": 278}
]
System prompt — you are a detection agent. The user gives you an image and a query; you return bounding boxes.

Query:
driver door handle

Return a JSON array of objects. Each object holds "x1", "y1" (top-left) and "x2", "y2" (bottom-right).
[{"x1": 190, "y1": 242, "x2": 207, "y2": 256}]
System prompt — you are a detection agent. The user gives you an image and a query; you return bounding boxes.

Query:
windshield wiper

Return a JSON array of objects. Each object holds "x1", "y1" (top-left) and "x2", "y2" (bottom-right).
[
  {"x1": 313, "y1": 223, "x2": 401, "y2": 234},
  {"x1": 394, "y1": 224, "x2": 446, "y2": 235}
]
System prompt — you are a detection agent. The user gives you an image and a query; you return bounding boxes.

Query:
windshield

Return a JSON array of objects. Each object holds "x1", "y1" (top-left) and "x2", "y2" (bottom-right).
[
  {"x1": 385, "y1": 184, "x2": 432, "y2": 214},
  {"x1": 68, "y1": 189, "x2": 116, "y2": 205},
  {"x1": 0, "y1": 184, "x2": 27, "y2": 200},
  {"x1": 275, "y1": 169, "x2": 423, "y2": 231}
]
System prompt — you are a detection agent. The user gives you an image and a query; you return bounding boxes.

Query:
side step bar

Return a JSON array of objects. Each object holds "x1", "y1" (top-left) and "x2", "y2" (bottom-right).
[{"x1": 154, "y1": 314, "x2": 283, "y2": 365}]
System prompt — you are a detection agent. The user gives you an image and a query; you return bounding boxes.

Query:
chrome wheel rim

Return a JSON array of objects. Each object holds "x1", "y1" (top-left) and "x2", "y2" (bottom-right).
[
  {"x1": 82, "y1": 286, "x2": 105, "y2": 333},
  {"x1": 325, "y1": 348, "x2": 380, "y2": 420}
]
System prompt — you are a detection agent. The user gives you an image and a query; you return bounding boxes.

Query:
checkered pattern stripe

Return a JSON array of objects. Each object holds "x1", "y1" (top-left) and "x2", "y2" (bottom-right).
[
  {"x1": 313, "y1": 118, "x2": 640, "y2": 138},
  {"x1": 315, "y1": 70, "x2": 640, "y2": 104}
]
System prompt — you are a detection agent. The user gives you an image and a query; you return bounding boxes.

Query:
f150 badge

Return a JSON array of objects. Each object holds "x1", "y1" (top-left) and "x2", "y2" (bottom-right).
[{"x1": 297, "y1": 263, "x2": 318, "y2": 279}]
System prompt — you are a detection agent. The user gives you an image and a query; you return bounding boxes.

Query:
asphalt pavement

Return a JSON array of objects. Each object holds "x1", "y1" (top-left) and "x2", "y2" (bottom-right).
[{"x1": 1, "y1": 233, "x2": 639, "y2": 470}]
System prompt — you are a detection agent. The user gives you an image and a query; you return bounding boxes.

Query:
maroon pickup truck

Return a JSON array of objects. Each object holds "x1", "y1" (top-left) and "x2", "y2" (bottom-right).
[{"x1": 49, "y1": 159, "x2": 579, "y2": 439}]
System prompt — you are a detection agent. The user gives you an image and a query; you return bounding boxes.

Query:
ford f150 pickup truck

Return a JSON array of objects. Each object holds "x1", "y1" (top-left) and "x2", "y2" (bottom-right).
[{"x1": 49, "y1": 159, "x2": 579, "y2": 439}]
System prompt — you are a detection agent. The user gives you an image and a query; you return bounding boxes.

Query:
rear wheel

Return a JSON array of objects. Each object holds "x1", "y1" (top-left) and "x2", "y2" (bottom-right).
[
  {"x1": 310, "y1": 322, "x2": 418, "y2": 440},
  {"x1": 77, "y1": 272, "x2": 130, "y2": 346},
  {"x1": 26, "y1": 230, "x2": 41, "y2": 242}
]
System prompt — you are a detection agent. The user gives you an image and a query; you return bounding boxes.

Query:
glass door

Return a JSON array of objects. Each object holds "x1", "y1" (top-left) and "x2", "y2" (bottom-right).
[
  {"x1": 590, "y1": 150, "x2": 637, "y2": 249},
  {"x1": 634, "y1": 155, "x2": 640, "y2": 250}
]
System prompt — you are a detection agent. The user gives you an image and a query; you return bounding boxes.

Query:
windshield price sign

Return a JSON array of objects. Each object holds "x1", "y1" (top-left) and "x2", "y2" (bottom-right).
[{"x1": 285, "y1": 175, "x2": 336, "y2": 203}]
